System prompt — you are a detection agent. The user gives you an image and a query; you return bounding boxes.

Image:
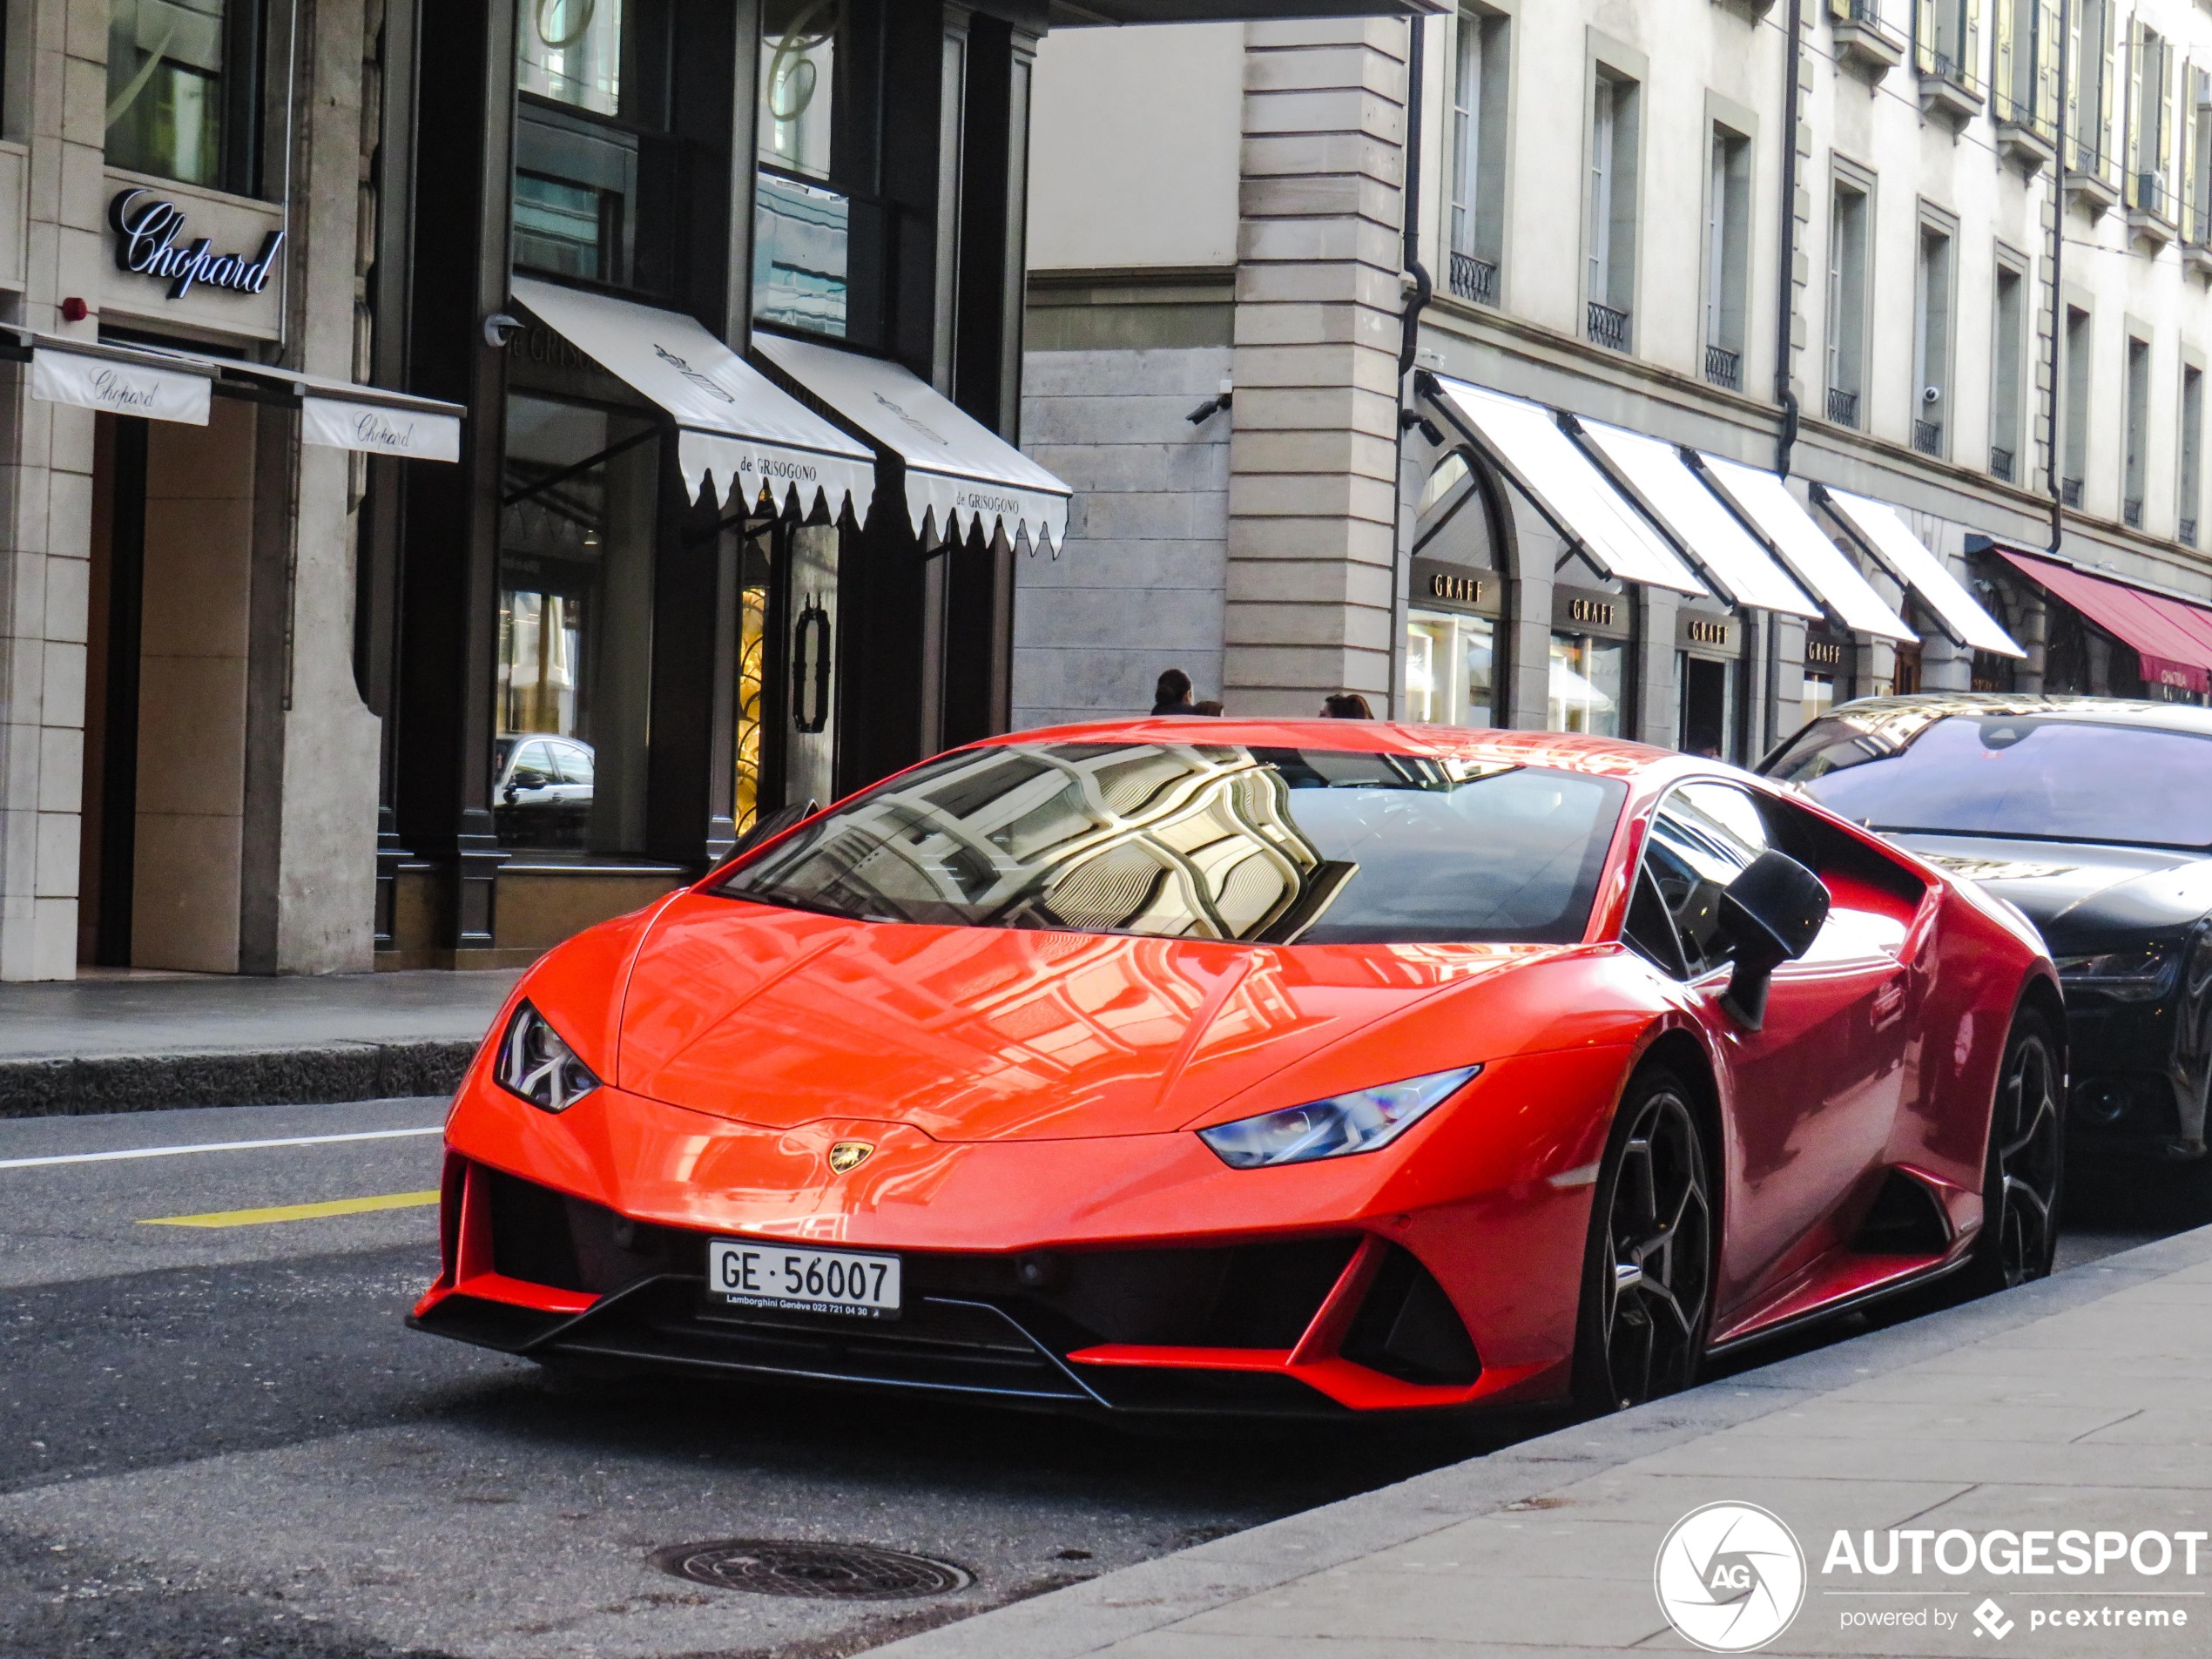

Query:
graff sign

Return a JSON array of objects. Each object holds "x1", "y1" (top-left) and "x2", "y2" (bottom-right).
[{"x1": 110, "y1": 190, "x2": 285, "y2": 301}]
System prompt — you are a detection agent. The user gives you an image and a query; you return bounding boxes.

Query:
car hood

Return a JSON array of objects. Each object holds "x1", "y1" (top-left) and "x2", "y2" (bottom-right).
[
  {"x1": 610, "y1": 892, "x2": 1583, "y2": 1141},
  {"x1": 1886, "y1": 832, "x2": 2212, "y2": 949}
]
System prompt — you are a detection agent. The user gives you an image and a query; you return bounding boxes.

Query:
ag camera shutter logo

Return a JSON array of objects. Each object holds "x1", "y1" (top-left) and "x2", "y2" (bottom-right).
[{"x1": 1655, "y1": 1502, "x2": 1808, "y2": 1652}]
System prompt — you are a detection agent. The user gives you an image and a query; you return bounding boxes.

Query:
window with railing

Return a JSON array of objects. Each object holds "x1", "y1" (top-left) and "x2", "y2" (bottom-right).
[
  {"x1": 1992, "y1": 0, "x2": 2060, "y2": 141},
  {"x1": 1914, "y1": 0, "x2": 1980, "y2": 91},
  {"x1": 1991, "y1": 446, "x2": 2016, "y2": 482},
  {"x1": 2127, "y1": 23, "x2": 2176, "y2": 222},
  {"x1": 2182, "y1": 365, "x2": 2204, "y2": 546},
  {"x1": 1913, "y1": 420, "x2": 1945, "y2": 456},
  {"x1": 1991, "y1": 263, "x2": 2024, "y2": 484},
  {"x1": 1912, "y1": 222, "x2": 1952, "y2": 457},
  {"x1": 1587, "y1": 69, "x2": 1638, "y2": 351},
  {"x1": 2063, "y1": 305, "x2": 2092, "y2": 504},
  {"x1": 1825, "y1": 178, "x2": 1869, "y2": 427},
  {"x1": 2069, "y1": 0, "x2": 2118, "y2": 186},
  {"x1": 2063, "y1": 476, "x2": 2084, "y2": 507},
  {"x1": 2124, "y1": 334, "x2": 2151, "y2": 524},
  {"x1": 1448, "y1": 8, "x2": 1510, "y2": 308},
  {"x1": 1704, "y1": 124, "x2": 1751, "y2": 391}
]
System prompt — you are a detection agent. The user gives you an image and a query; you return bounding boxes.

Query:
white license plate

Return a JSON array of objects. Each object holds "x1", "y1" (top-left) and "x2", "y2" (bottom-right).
[{"x1": 708, "y1": 1240, "x2": 902, "y2": 1321}]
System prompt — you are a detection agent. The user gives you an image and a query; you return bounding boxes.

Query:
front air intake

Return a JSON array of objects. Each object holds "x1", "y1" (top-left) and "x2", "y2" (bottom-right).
[{"x1": 1339, "y1": 1245, "x2": 1480, "y2": 1386}]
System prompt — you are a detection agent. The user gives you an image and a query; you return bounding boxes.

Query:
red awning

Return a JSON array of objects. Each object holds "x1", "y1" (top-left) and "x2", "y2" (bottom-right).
[{"x1": 1994, "y1": 549, "x2": 2212, "y2": 694}]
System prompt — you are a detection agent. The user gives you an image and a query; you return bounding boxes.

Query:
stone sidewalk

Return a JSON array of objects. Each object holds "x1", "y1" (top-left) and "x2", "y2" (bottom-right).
[
  {"x1": 0, "y1": 969, "x2": 517, "y2": 1116},
  {"x1": 872, "y1": 1225, "x2": 2212, "y2": 1658}
]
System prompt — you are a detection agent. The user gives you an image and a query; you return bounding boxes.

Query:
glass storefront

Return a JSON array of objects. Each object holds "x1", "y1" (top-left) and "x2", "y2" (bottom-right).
[
  {"x1": 733, "y1": 518, "x2": 843, "y2": 833},
  {"x1": 106, "y1": 0, "x2": 253, "y2": 190},
  {"x1": 517, "y1": 0, "x2": 624, "y2": 115},
  {"x1": 1548, "y1": 633, "x2": 1624, "y2": 736},
  {"x1": 1405, "y1": 609, "x2": 1495, "y2": 727},
  {"x1": 496, "y1": 393, "x2": 659, "y2": 853},
  {"x1": 1800, "y1": 671, "x2": 1835, "y2": 729}
]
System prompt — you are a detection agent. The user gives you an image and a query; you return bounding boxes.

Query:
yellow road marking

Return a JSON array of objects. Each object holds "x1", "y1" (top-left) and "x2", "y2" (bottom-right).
[{"x1": 139, "y1": 1190, "x2": 441, "y2": 1229}]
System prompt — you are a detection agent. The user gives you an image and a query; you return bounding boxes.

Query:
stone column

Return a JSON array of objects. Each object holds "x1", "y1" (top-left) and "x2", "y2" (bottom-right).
[
  {"x1": 0, "y1": 0, "x2": 118, "y2": 979},
  {"x1": 1222, "y1": 19, "x2": 1407, "y2": 717}
]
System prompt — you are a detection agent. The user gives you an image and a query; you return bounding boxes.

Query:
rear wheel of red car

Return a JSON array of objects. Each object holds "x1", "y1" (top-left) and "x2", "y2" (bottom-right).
[
  {"x1": 1572, "y1": 1066, "x2": 1715, "y2": 1415},
  {"x1": 1964, "y1": 1006, "x2": 2064, "y2": 1294}
]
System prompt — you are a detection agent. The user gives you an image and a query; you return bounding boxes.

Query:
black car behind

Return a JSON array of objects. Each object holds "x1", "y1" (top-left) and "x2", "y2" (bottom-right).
[{"x1": 1763, "y1": 694, "x2": 2212, "y2": 1162}]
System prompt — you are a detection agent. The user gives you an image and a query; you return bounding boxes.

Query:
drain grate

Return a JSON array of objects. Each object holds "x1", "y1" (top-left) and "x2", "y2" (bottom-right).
[{"x1": 651, "y1": 1539, "x2": 973, "y2": 1601}]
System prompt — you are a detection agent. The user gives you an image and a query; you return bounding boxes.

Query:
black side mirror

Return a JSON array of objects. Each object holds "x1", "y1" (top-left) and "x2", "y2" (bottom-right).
[
  {"x1": 1716, "y1": 850, "x2": 1830, "y2": 1031},
  {"x1": 509, "y1": 767, "x2": 549, "y2": 791}
]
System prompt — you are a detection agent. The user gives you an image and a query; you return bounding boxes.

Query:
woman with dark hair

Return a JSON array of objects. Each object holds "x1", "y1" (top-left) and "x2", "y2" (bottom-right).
[
  {"x1": 1321, "y1": 692, "x2": 1374, "y2": 718},
  {"x1": 1151, "y1": 669, "x2": 1197, "y2": 715}
]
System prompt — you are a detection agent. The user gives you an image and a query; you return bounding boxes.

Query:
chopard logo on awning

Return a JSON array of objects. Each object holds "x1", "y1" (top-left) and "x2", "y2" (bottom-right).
[
  {"x1": 110, "y1": 190, "x2": 284, "y2": 301},
  {"x1": 342, "y1": 408, "x2": 429, "y2": 453}
]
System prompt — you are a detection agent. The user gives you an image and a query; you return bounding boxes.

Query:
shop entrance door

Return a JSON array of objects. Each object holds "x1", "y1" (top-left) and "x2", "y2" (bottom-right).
[{"x1": 736, "y1": 516, "x2": 841, "y2": 834}]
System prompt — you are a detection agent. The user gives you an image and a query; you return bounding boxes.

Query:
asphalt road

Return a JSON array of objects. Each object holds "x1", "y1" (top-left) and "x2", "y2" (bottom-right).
[{"x1": 0, "y1": 1099, "x2": 2199, "y2": 1659}]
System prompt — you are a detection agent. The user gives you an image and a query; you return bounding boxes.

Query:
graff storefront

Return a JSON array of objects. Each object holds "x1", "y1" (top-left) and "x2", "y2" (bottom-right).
[{"x1": 367, "y1": 0, "x2": 1086, "y2": 967}]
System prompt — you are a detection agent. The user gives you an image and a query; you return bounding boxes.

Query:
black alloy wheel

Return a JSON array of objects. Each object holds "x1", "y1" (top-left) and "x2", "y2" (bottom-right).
[
  {"x1": 1574, "y1": 1069, "x2": 1715, "y2": 1413},
  {"x1": 1966, "y1": 1008, "x2": 2064, "y2": 1292}
]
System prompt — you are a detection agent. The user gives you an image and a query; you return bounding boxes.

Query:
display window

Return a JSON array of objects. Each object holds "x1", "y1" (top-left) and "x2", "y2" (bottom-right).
[
  {"x1": 1549, "y1": 633, "x2": 1624, "y2": 737},
  {"x1": 1405, "y1": 609, "x2": 1495, "y2": 727}
]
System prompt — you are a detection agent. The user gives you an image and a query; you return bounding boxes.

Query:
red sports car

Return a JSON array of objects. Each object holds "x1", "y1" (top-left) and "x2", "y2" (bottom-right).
[{"x1": 412, "y1": 722, "x2": 2061, "y2": 1418}]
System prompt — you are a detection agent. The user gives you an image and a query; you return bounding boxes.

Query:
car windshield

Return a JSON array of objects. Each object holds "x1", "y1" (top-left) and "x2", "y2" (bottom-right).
[
  {"x1": 717, "y1": 741, "x2": 1629, "y2": 945},
  {"x1": 1768, "y1": 713, "x2": 2212, "y2": 849}
]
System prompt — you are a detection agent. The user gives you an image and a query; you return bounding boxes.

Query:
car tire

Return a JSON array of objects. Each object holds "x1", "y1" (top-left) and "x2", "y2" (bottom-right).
[
  {"x1": 1571, "y1": 1064, "x2": 1716, "y2": 1415},
  {"x1": 1962, "y1": 1004, "x2": 2065, "y2": 1294}
]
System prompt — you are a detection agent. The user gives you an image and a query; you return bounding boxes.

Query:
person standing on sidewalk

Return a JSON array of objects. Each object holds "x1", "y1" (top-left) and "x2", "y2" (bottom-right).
[
  {"x1": 1151, "y1": 670, "x2": 1201, "y2": 716},
  {"x1": 1321, "y1": 692, "x2": 1373, "y2": 718}
]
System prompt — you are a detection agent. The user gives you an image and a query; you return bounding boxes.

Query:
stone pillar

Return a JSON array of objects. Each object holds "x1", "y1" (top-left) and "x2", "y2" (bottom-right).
[
  {"x1": 1222, "y1": 19, "x2": 1407, "y2": 717},
  {"x1": 0, "y1": 0, "x2": 118, "y2": 979}
]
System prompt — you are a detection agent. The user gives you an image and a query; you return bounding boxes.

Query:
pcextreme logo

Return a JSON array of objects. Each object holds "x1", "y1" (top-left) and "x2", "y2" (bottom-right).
[{"x1": 1655, "y1": 1502, "x2": 1809, "y2": 1653}]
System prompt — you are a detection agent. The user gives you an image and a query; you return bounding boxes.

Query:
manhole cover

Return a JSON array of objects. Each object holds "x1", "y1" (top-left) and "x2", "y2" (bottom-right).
[{"x1": 651, "y1": 1540, "x2": 973, "y2": 1600}]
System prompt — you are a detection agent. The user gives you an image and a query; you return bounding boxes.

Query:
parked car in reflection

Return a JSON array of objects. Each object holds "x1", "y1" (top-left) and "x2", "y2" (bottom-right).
[
  {"x1": 493, "y1": 733, "x2": 594, "y2": 851},
  {"x1": 1763, "y1": 693, "x2": 2212, "y2": 1163}
]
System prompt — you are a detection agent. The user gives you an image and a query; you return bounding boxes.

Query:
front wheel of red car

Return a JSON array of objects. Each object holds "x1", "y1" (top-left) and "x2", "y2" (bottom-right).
[
  {"x1": 1572, "y1": 1066, "x2": 1716, "y2": 1415},
  {"x1": 1963, "y1": 1005, "x2": 2065, "y2": 1294}
]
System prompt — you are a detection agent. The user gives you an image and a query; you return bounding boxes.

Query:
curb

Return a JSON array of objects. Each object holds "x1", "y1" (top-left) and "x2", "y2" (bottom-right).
[
  {"x1": 862, "y1": 1224, "x2": 2212, "y2": 1659},
  {"x1": 0, "y1": 1039, "x2": 476, "y2": 1117}
]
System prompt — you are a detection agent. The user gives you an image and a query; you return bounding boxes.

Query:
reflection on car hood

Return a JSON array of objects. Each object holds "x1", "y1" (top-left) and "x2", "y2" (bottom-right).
[
  {"x1": 613, "y1": 892, "x2": 1583, "y2": 1140},
  {"x1": 1889, "y1": 833, "x2": 2212, "y2": 947}
]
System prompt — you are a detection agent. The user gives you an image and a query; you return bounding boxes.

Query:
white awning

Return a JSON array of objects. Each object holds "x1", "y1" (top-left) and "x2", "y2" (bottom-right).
[
  {"x1": 16, "y1": 330, "x2": 461, "y2": 457},
  {"x1": 753, "y1": 332, "x2": 1071, "y2": 551},
  {"x1": 1424, "y1": 377, "x2": 1706, "y2": 595},
  {"x1": 1692, "y1": 455, "x2": 1918, "y2": 644},
  {"x1": 1816, "y1": 487, "x2": 2027, "y2": 658},
  {"x1": 512, "y1": 278, "x2": 874, "y2": 521},
  {"x1": 1573, "y1": 421, "x2": 1820, "y2": 619}
]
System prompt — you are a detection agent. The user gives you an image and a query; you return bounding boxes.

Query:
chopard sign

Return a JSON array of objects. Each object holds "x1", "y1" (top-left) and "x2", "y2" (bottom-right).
[{"x1": 110, "y1": 189, "x2": 285, "y2": 301}]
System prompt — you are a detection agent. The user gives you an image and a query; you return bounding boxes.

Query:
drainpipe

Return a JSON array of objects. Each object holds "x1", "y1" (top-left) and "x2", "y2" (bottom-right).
[
  {"x1": 1773, "y1": 0, "x2": 1804, "y2": 479},
  {"x1": 1392, "y1": 14, "x2": 1433, "y2": 721},
  {"x1": 2048, "y1": 0, "x2": 2071, "y2": 554}
]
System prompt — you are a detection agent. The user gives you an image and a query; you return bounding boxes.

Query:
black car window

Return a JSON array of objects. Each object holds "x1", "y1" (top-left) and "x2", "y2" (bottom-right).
[
  {"x1": 1630, "y1": 782, "x2": 1767, "y2": 979},
  {"x1": 1769, "y1": 714, "x2": 2212, "y2": 849},
  {"x1": 716, "y1": 740, "x2": 1629, "y2": 946}
]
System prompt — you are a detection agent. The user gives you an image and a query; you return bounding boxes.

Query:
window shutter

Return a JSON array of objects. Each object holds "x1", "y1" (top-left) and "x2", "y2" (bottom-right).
[
  {"x1": 1829, "y1": 0, "x2": 1851, "y2": 18},
  {"x1": 2126, "y1": 18, "x2": 2143, "y2": 204},
  {"x1": 2184, "y1": 64, "x2": 2202, "y2": 242},
  {"x1": 1994, "y1": 0, "x2": 2015, "y2": 113},
  {"x1": 2035, "y1": 0, "x2": 2062, "y2": 136},
  {"x1": 1965, "y1": 0, "x2": 1981, "y2": 90},
  {"x1": 1915, "y1": 0, "x2": 1937, "y2": 73},
  {"x1": 2159, "y1": 39, "x2": 2175, "y2": 207},
  {"x1": 2101, "y1": 0, "x2": 2118, "y2": 176},
  {"x1": 2067, "y1": 3, "x2": 2085, "y2": 163}
]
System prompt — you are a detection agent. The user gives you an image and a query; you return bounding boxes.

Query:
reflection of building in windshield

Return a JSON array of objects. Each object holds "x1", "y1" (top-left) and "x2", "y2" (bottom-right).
[{"x1": 751, "y1": 743, "x2": 1334, "y2": 939}]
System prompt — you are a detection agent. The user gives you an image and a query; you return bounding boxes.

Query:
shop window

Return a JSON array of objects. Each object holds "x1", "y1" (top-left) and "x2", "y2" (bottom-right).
[
  {"x1": 1405, "y1": 610, "x2": 1495, "y2": 727},
  {"x1": 1549, "y1": 633, "x2": 1623, "y2": 737},
  {"x1": 496, "y1": 393, "x2": 659, "y2": 854},
  {"x1": 732, "y1": 517, "x2": 842, "y2": 834},
  {"x1": 106, "y1": 0, "x2": 264, "y2": 193},
  {"x1": 512, "y1": 0, "x2": 677, "y2": 295},
  {"x1": 754, "y1": 0, "x2": 887, "y2": 346},
  {"x1": 1800, "y1": 671, "x2": 1835, "y2": 730}
]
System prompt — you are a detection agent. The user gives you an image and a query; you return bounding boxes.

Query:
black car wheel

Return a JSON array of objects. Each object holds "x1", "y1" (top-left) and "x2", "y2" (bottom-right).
[
  {"x1": 1574, "y1": 1067, "x2": 1715, "y2": 1413},
  {"x1": 1966, "y1": 1006, "x2": 2064, "y2": 1292}
]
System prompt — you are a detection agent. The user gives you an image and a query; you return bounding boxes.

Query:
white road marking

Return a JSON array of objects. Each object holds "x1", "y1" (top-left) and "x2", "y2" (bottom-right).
[{"x1": 0, "y1": 1125, "x2": 445, "y2": 1170}]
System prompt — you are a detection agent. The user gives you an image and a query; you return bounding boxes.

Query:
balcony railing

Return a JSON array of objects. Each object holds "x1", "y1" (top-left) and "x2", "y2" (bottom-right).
[
  {"x1": 2125, "y1": 497, "x2": 2144, "y2": 528},
  {"x1": 1912, "y1": 418, "x2": 1944, "y2": 456},
  {"x1": 2183, "y1": 516, "x2": 2198, "y2": 547},
  {"x1": 1448, "y1": 250, "x2": 1498, "y2": 307},
  {"x1": 1704, "y1": 344, "x2": 1742, "y2": 392},
  {"x1": 1587, "y1": 300, "x2": 1630, "y2": 353},
  {"x1": 1826, "y1": 386, "x2": 1860, "y2": 427},
  {"x1": 2062, "y1": 476, "x2": 2083, "y2": 507},
  {"x1": 1990, "y1": 446, "x2": 2014, "y2": 483}
]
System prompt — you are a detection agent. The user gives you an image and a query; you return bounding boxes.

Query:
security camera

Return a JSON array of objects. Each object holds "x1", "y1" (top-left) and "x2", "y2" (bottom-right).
[{"x1": 1921, "y1": 384, "x2": 1942, "y2": 404}]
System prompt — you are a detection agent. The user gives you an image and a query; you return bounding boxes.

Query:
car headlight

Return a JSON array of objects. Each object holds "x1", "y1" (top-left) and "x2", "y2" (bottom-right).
[
  {"x1": 495, "y1": 1002, "x2": 600, "y2": 1113},
  {"x1": 2054, "y1": 942, "x2": 2181, "y2": 1001},
  {"x1": 1197, "y1": 1066, "x2": 1480, "y2": 1170}
]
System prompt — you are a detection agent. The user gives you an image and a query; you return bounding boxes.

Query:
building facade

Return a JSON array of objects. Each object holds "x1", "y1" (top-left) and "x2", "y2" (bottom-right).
[
  {"x1": 0, "y1": 0, "x2": 1413, "y2": 982},
  {"x1": 1022, "y1": 0, "x2": 2212, "y2": 758}
]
